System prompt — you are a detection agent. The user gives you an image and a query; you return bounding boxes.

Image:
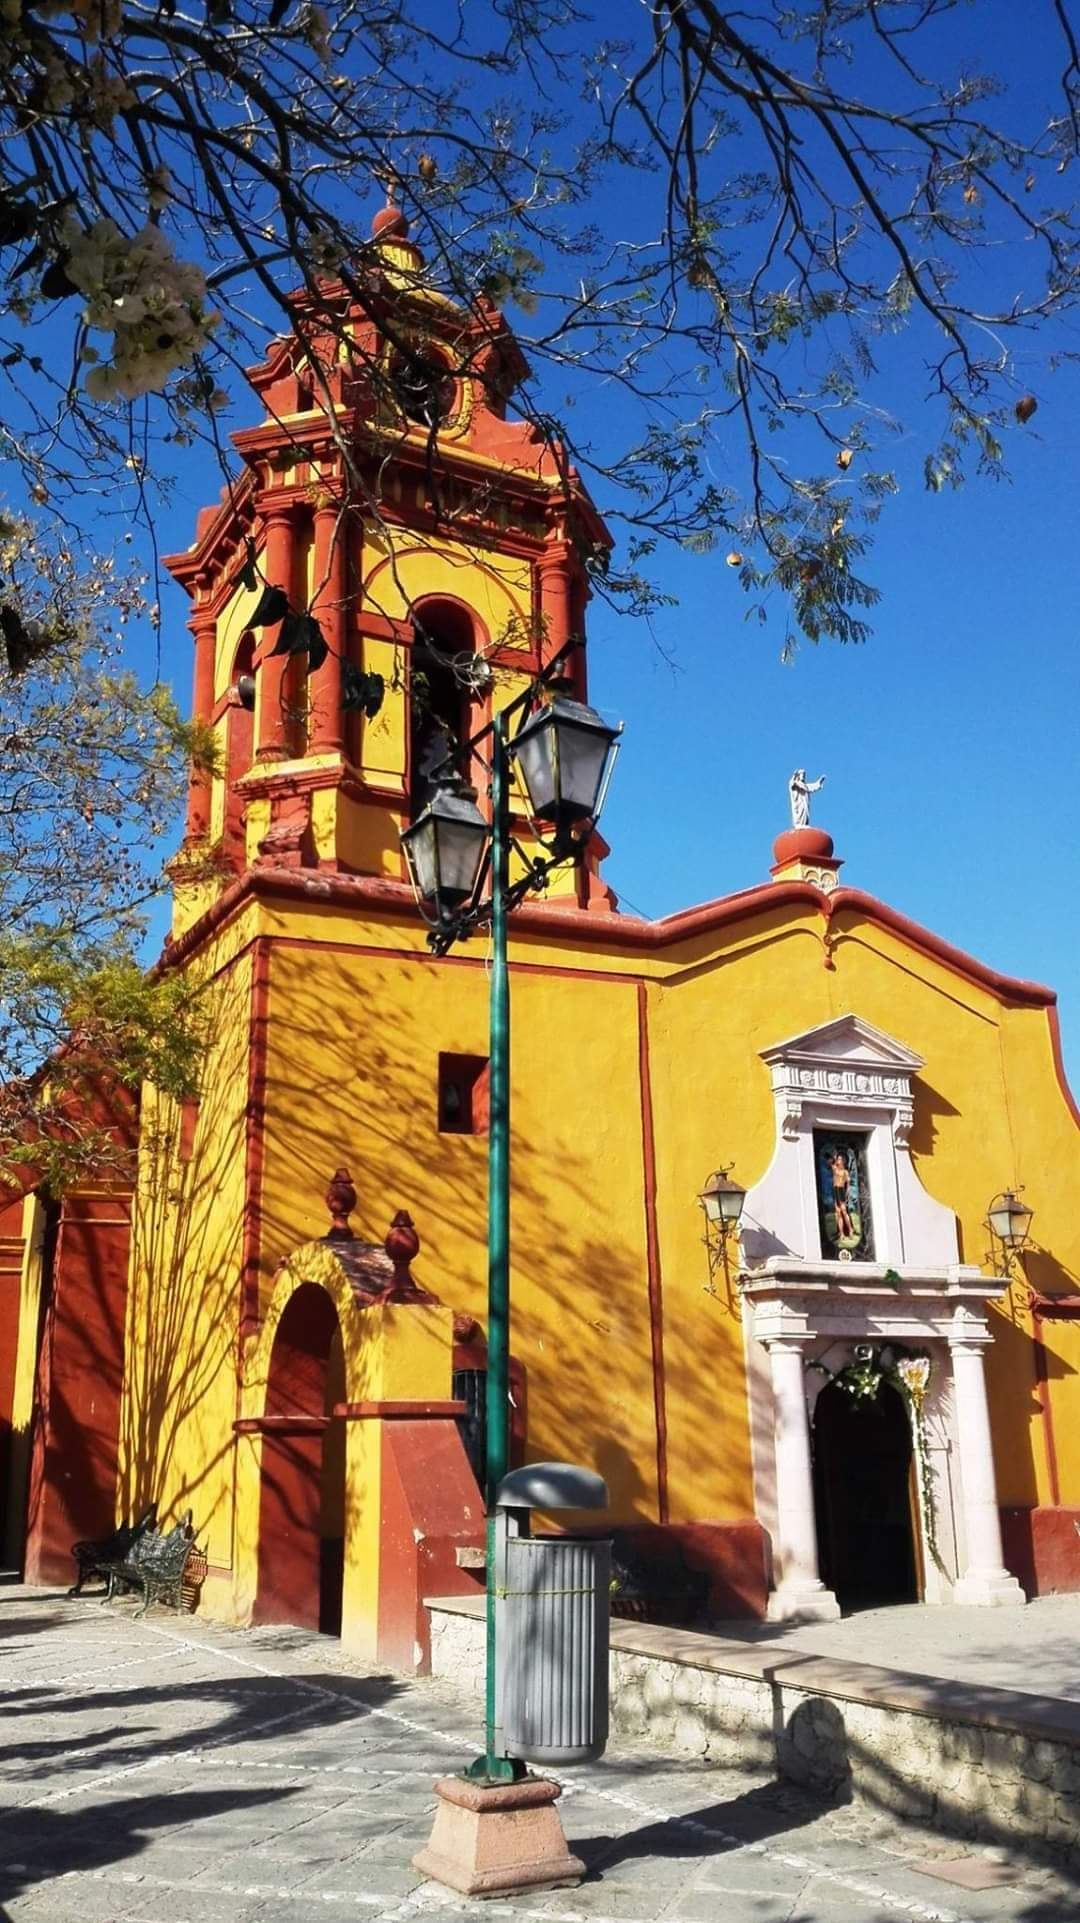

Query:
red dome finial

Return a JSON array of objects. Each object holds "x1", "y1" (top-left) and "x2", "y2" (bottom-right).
[{"x1": 372, "y1": 193, "x2": 409, "y2": 241}]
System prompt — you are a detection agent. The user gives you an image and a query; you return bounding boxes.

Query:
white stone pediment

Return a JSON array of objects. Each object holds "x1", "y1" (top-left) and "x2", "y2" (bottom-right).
[
  {"x1": 760, "y1": 1015, "x2": 922, "y2": 1142},
  {"x1": 740, "y1": 1010, "x2": 959, "y2": 1271},
  {"x1": 761, "y1": 1014, "x2": 925, "y2": 1073}
]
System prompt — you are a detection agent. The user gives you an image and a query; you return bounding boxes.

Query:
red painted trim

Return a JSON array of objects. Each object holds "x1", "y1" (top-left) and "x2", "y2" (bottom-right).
[
  {"x1": 827, "y1": 887, "x2": 1055, "y2": 1008},
  {"x1": 160, "y1": 867, "x2": 1058, "y2": 1011},
  {"x1": 331, "y1": 1399, "x2": 468, "y2": 1420},
  {"x1": 1046, "y1": 1003, "x2": 1080, "y2": 1130},
  {"x1": 240, "y1": 938, "x2": 271, "y2": 1351},
  {"x1": 159, "y1": 866, "x2": 1066, "y2": 1119},
  {"x1": 636, "y1": 982, "x2": 669, "y2": 1524},
  {"x1": 234, "y1": 1414, "x2": 329, "y2": 1436}
]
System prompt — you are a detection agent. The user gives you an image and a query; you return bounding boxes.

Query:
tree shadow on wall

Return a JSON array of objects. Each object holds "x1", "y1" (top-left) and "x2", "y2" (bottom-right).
[
  {"x1": 253, "y1": 942, "x2": 762, "y2": 1543},
  {"x1": 118, "y1": 957, "x2": 265, "y2": 1556}
]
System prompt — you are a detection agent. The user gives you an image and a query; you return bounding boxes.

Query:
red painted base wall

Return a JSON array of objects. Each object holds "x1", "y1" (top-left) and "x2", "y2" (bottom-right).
[
  {"x1": 608, "y1": 1519, "x2": 770, "y2": 1621},
  {"x1": 1001, "y1": 1505, "x2": 1080, "y2": 1598},
  {"x1": 377, "y1": 1417, "x2": 486, "y2": 1673},
  {"x1": 0, "y1": 1196, "x2": 25, "y2": 1547},
  {"x1": 23, "y1": 1195, "x2": 131, "y2": 1587}
]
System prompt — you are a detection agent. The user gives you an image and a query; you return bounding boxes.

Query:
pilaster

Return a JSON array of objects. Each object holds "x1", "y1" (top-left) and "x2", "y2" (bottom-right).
[
  {"x1": 256, "y1": 502, "x2": 299, "y2": 762},
  {"x1": 949, "y1": 1316, "x2": 1027, "y2": 1606}
]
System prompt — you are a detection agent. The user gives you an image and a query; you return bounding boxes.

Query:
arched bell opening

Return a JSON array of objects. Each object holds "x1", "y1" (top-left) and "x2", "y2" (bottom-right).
[
  {"x1": 409, "y1": 596, "x2": 487, "y2": 819},
  {"x1": 812, "y1": 1375, "x2": 919, "y2": 1612},
  {"x1": 254, "y1": 1282, "x2": 344, "y2": 1634}
]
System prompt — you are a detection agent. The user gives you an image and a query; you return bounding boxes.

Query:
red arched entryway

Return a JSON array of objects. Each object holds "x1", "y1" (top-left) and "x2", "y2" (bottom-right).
[{"x1": 254, "y1": 1283, "x2": 345, "y2": 1633}]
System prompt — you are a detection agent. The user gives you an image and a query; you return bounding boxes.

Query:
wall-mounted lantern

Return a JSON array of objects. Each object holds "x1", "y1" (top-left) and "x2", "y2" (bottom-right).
[
  {"x1": 986, "y1": 1188, "x2": 1034, "y2": 1276},
  {"x1": 699, "y1": 1166, "x2": 746, "y2": 1306}
]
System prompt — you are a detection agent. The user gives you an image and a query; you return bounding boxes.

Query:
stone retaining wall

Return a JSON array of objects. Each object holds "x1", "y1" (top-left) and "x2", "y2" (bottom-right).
[{"x1": 426, "y1": 1598, "x2": 1080, "y2": 1869}]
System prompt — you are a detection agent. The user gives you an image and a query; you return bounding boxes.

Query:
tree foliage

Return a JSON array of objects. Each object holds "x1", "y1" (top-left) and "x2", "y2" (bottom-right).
[
  {"x1": 0, "y1": 0, "x2": 1075, "y2": 646},
  {"x1": 0, "y1": 1, "x2": 1077, "y2": 1178},
  {"x1": 0, "y1": 512, "x2": 209, "y2": 1185}
]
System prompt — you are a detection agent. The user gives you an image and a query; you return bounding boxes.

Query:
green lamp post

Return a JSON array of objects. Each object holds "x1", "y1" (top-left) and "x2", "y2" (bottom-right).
[{"x1": 402, "y1": 656, "x2": 621, "y2": 1780}]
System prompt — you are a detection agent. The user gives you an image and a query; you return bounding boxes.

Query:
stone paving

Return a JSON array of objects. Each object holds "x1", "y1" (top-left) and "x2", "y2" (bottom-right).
[
  {"x1": 709, "y1": 1597, "x2": 1080, "y2": 1703},
  {"x1": 0, "y1": 1584, "x2": 1077, "y2": 1923}
]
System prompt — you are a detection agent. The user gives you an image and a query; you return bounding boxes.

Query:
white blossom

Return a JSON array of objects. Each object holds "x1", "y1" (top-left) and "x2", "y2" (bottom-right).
[{"x1": 62, "y1": 216, "x2": 220, "y2": 402}]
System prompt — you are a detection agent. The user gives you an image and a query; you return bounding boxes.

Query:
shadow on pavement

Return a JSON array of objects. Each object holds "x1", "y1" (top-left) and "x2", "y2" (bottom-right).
[
  {"x1": 573, "y1": 1780, "x2": 814, "y2": 1874},
  {"x1": 0, "y1": 1783, "x2": 298, "y2": 1916},
  {"x1": 0, "y1": 1670, "x2": 409, "y2": 1780}
]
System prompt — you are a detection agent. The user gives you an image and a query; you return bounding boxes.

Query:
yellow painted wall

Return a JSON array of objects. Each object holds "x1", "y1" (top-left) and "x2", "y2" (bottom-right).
[
  {"x1": 120, "y1": 911, "x2": 257, "y2": 1609},
  {"x1": 125, "y1": 874, "x2": 1080, "y2": 1617}
]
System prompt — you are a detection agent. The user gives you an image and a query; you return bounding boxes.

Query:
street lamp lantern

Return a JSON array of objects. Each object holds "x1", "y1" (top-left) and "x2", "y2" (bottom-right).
[
  {"x1": 507, "y1": 693, "x2": 621, "y2": 835},
  {"x1": 699, "y1": 1167, "x2": 747, "y2": 1228},
  {"x1": 401, "y1": 781, "x2": 489, "y2": 919},
  {"x1": 987, "y1": 1189, "x2": 1034, "y2": 1251},
  {"x1": 400, "y1": 641, "x2": 623, "y2": 1800}
]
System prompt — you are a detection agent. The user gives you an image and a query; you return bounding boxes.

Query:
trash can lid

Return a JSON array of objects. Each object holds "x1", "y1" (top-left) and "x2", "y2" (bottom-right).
[{"x1": 496, "y1": 1461, "x2": 608, "y2": 1511}]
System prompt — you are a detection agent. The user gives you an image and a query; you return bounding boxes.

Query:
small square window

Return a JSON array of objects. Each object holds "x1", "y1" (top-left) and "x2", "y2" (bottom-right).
[{"x1": 439, "y1": 1054, "x2": 489, "y2": 1135}]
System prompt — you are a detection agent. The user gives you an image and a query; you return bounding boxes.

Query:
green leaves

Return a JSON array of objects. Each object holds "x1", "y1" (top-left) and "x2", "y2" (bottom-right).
[{"x1": 0, "y1": 519, "x2": 204, "y2": 1188}]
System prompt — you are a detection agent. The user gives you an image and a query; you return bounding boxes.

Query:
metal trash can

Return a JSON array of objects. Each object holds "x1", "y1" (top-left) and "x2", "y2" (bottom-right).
[{"x1": 495, "y1": 1461, "x2": 611, "y2": 1766}]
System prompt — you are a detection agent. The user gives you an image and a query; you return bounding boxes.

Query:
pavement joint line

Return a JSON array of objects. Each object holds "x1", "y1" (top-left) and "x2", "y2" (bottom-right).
[
  {"x1": 0, "y1": 1643, "x2": 209, "y2": 1694},
  {"x1": 207, "y1": 1757, "x2": 438, "y2": 1778},
  {"x1": 83, "y1": 1872, "x2": 647, "y2": 1923},
  {"x1": 3, "y1": 1693, "x2": 350, "y2": 1815},
  {"x1": 71, "y1": 1615, "x2": 980, "y2": 1923},
  {"x1": 10, "y1": 1606, "x2": 992, "y2": 1923},
  {"x1": 549, "y1": 1777, "x2": 973, "y2": 1923},
  {"x1": 132, "y1": 1614, "x2": 467, "y2": 1752},
  {"x1": 76, "y1": 1868, "x2": 389, "y2": 1905}
]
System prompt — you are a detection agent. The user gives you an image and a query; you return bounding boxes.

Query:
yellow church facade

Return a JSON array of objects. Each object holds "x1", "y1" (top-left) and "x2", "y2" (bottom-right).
[{"x1": 10, "y1": 199, "x2": 1079, "y2": 1657}]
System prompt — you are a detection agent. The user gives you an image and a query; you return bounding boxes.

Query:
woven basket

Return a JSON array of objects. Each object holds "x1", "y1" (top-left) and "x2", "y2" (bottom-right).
[{"x1": 181, "y1": 1544, "x2": 208, "y2": 1614}]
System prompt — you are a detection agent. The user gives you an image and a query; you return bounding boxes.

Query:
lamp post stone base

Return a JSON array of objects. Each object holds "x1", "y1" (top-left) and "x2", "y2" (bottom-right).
[{"x1": 412, "y1": 1772, "x2": 585, "y2": 1897}]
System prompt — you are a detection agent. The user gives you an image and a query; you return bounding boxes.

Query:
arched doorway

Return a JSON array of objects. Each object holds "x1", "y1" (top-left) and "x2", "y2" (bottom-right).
[
  {"x1": 254, "y1": 1283, "x2": 345, "y2": 1633},
  {"x1": 813, "y1": 1377, "x2": 918, "y2": 1611}
]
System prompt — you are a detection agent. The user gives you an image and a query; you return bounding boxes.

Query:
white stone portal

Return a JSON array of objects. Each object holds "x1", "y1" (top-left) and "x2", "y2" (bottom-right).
[{"x1": 739, "y1": 1014, "x2": 1025, "y2": 1617}]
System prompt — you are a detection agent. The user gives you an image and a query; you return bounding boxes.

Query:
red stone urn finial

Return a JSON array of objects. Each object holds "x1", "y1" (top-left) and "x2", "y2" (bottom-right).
[
  {"x1": 326, "y1": 1167, "x2": 357, "y2": 1240},
  {"x1": 385, "y1": 1208, "x2": 420, "y2": 1284},
  {"x1": 380, "y1": 1209, "x2": 437, "y2": 1304}
]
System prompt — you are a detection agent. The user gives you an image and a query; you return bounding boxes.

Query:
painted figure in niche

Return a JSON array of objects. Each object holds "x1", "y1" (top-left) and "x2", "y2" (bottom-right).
[
  {"x1": 814, "y1": 1131, "x2": 873, "y2": 1260},
  {"x1": 830, "y1": 1150, "x2": 855, "y2": 1241}
]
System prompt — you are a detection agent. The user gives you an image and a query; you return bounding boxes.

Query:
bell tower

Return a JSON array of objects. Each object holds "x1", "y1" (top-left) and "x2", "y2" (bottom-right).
[{"x1": 164, "y1": 199, "x2": 616, "y2": 937}]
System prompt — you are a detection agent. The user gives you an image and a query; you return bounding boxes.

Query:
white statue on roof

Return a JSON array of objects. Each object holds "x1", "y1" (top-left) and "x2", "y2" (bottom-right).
[{"x1": 789, "y1": 769, "x2": 825, "y2": 829}]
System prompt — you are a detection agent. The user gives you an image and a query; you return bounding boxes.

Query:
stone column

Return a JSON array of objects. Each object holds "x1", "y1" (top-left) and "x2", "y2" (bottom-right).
[
  {"x1": 949, "y1": 1329, "x2": 1026, "y2": 1606},
  {"x1": 184, "y1": 592, "x2": 217, "y2": 839},
  {"x1": 764, "y1": 1337, "x2": 840, "y2": 1622},
  {"x1": 309, "y1": 501, "x2": 346, "y2": 755},
  {"x1": 256, "y1": 503, "x2": 296, "y2": 761}
]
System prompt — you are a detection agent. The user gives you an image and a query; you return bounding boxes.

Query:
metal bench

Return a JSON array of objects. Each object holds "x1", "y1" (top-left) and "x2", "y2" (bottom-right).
[
  {"x1": 68, "y1": 1504, "x2": 158, "y2": 1597},
  {"x1": 106, "y1": 1513, "x2": 198, "y2": 1616}
]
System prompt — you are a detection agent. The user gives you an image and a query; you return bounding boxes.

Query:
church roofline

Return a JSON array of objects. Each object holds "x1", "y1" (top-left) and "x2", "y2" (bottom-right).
[{"x1": 158, "y1": 863, "x2": 1057, "y2": 1013}]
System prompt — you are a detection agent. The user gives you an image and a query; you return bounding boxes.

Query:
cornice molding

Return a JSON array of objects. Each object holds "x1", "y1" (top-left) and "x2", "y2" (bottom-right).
[{"x1": 158, "y1": 866, "x2": 1058, "y2": 1016}]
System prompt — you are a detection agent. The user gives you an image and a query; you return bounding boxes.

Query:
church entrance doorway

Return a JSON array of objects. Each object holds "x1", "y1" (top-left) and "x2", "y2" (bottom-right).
[
  {"x1": 812, "y1": 1377, "x2": 919, "y2": 1611},
  {"x1": 254, "y1": 1283, "x2": 345, "y2": 1635}
]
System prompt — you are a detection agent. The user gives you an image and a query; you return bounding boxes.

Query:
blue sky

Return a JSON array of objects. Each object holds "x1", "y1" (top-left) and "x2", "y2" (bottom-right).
[
  {"x1": 591, "y1": 391, "x2": 1080, "y2": 1079},
  {"x1": 19, "y1": 2, "x2": 1076, "y2": 1081},
  {"x1": 143, "y1": 332, "x2": 1080, "y2": 1080}
]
